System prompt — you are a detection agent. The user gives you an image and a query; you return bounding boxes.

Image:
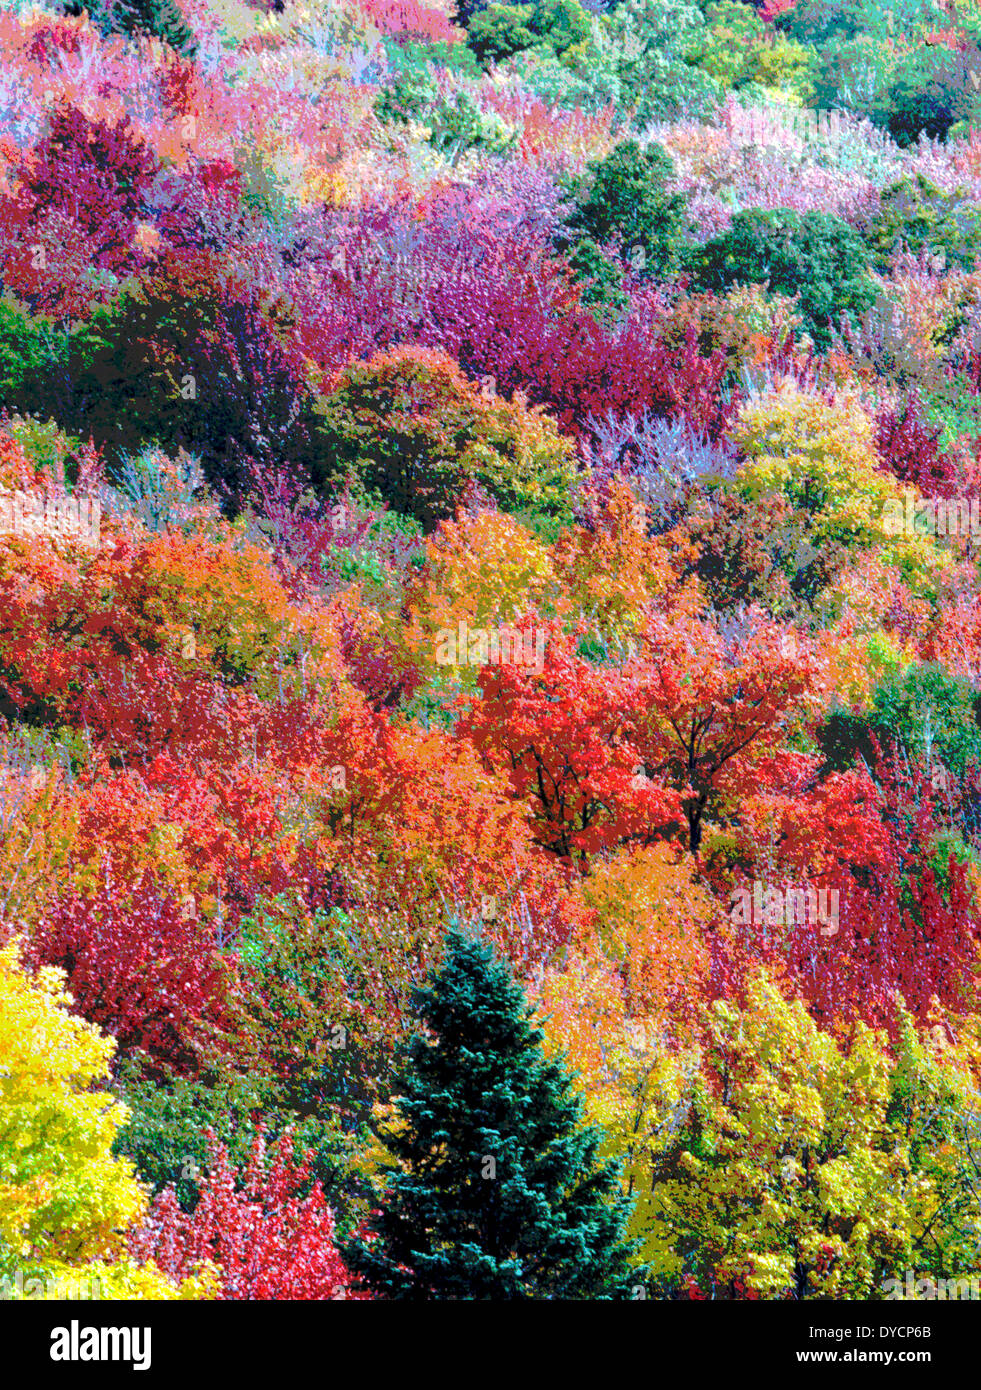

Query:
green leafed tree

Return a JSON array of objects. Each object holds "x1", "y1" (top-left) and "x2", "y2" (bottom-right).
[
  {"x1": 689, "y1": 206, "x2": 877, "y2": 346},
  {"x1": 556, "y1": 139, "x2": 688, "y2": 313},
  {"x1": 342, "y1": 928, "x2": 642, "y2": 1299},
  {"x1": 563, "y1": 139, "x2": 687, "y2": 274}
]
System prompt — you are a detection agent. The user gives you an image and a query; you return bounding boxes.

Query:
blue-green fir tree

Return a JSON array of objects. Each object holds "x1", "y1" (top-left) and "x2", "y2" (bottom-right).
[{"x1": 342, "y1": 928, "x2": 642, "y2": 1299}]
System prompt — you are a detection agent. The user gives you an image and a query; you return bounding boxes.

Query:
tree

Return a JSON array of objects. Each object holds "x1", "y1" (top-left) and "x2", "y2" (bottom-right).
[
  {"x1": 28, "y1": 871, "x2": 238, "y2": 1073},
  {"x1": 557, "y1": 139, "x2": 688, "y2": 312},
  {"x1": 63, "y1": 250, "x2": 315, "y2": 498},
  {"x1": 342, "y1": 929, "x2": 642, "y2": 1298},
  {"x1": 689, "y1": 207, "x2": 877, "y2": 346},
  {"x1": 624, "y1": 607, "x2": 827, "y2": 853},
  {"x1": 466, "y1": 0, "x2": 591, "y2": 67},
  {"x1": 644, "y1": 973, "x2": 981, "y2": 1298},
  {"x1": 561, "y1": 139, "x2": 687, "y2": 278},
  {"x1": 862, "y1": 175, "x2": 981, "y2": 275},
  {"x1": 0, "y1": 937, "x2": 210, "y2": 1298},
  {"x1": 374, "y1": 76, "x2": 518, "y2": 162},
  {"x1": 0, "y1": 102, "x2": 161, "y2": 312},
  {"x1": 873, "y1": 45, "x2": 981, "y2": 147},
  {"x1": 603, "y1": 0, "x2": 721, "y2": 126},
  {"x1": 466, "y1": 3, "x2": 538, "y2": 66},
  {"x1": 459, "y1": 619, "x2": 684, "y2": 864},
  {"x1": 69, "y1": 0, "x2": 198, "y2": 54},
  {"x1": 817, "y1": 661, "x2": 981, "y2": 782},
  {"x1": 312, "y1": 347, "x2": 577, "y2": 533},
  {"x1": 728, "y1": 378, "x2": 940, "y2": 588},
  {"x1": 453, "y1": 0, "x2": 492, "y2": 25},
  {"x1": 777, "y1": 0, "x2": 908, "y2": 45}
]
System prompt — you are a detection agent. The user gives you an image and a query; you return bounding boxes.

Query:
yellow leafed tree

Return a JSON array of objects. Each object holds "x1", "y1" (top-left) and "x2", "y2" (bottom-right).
[{"x1": 0, "y1": 937, "x2": 214, "y2": 1299}]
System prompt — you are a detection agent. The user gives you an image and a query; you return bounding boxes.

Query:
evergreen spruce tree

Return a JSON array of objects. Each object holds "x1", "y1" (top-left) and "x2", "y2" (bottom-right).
[
  {"x1": 63, "y1": 0, "x2": 197, "y2": 56},
  {"x1": 342, "y1": 928, "x2": 643, "y2": 1299},
  {"x1": 118, "y1": 0, "x2": 197, "y2": 55}
]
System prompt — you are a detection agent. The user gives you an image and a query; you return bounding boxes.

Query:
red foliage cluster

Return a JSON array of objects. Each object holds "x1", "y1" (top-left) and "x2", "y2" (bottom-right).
[
  {"x1": 715, "y1": 763, "x2": 981, "y2": 1031},
  {"x1": 875, "y1": 390, "x2": 961, "y2": 496},
  {"x1": 0, "y1": 102, "x2": 160, "y2": 312},
  {"x1": 755, "y1": 0, "x2": 796, "y2": 18},
  {"x1": 27, "y1": 872, "x2": 236, "y2": 1071},
  {"x1": 129, "y1": 1130, "x2": 364, "y2": 1298},
  {"x1": 22, "y1": 15, "x2": 86, "y2": 62},
  {"x1": 460, "y1": 619, "x2": 686, "y2": 863},
  {"x1": 353, "y1": 0, "x2": 463, "y2": 42}
]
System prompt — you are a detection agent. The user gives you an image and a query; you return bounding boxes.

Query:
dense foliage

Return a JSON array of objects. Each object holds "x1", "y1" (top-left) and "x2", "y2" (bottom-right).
[{"x1": 2, "y1": 0, "x2": 981, "y2": 1304}]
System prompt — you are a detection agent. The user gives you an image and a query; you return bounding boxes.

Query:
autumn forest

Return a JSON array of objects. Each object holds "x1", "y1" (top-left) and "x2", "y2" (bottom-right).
[{"x1": 1, "y1": 0, "x2": 981, "y2": 1324}]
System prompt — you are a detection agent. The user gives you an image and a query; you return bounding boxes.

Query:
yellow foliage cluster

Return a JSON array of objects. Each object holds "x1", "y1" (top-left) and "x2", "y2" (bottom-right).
[
  {"x1": 730, "y1": 378, "x2": 947, "y2": 589},
  {"x1": 0, "y1": 938, "x2": 214, "y2": 1299},
  {"x1": 577, "y1": 844, "x2": 713, "y2": 1017},
  {"x1": 0, "y1": 754, "x2": 71, "y2": 931},
  {"x1": 534, "y1": 950, "x2": 699, "y2": 1253},
  {"x1": 404, "y1": 510, "x2": 561, "y2": 682},
  {"x1": 402, "y1": 481, "x2": 678, "y2": 684},
  {"x1": 639, "y1": 976, "x2": 981, "y2": 1298},
  {"x1": 551, "y1": 480, "x2": 674, "y2": 638},
  {"x1": 123, "y1": 532, "x2": 351, "y2": 701},
  {"x1": 534, "y1": 844, "x2": 715, "y2": 1254}
]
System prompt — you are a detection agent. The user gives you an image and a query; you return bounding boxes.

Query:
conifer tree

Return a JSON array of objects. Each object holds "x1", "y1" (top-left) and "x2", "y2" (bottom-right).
[{"x1": 343, "y1": 929, "x2": 642, "y2": 1299}]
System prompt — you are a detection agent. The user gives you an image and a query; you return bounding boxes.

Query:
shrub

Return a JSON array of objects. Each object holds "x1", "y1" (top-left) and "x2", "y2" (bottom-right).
[
  {"x1": 862, "y1": 175, "x2": 981, "y2": 273},
  {"x1": 0, "y1": 297, "x2": 71, "y2": 420},
  {"x1": 875, "y1": 389, "x2": 960, "y2": 495},
  {"x1": 373, "y1": 68, "x2": 441, "y2": 124},
  {"x1": 466, "y1": 2, "x2": 538, "y2": 63},
  {"x1": 61, "y1": 253, "x2": 319, "y2": 503},
  {"x1": 582, "y1": 408, "x2": 737, "y2": 531},
  {"x1": 312, "y1": 347, "x2": 579, "y2": 531},
  {"x1": 517, "y1": 0, "x2": 718, "y2": 124},
  {"x1": 817, "y1": 662, "x2": 981, "y2": 780},
  {"x1": 689, "y1": 207, "x2": 877, "y2": 346},
  {"x1": 657, "y1": 282, "x2": 802, "y2": 374},
  {"x1": 921, "y1": 371, "x2": 981, "y2": 449},
  {"x1": 682, "y1": 488, "x2": 839, "y2": 616},
  {"x1": 131, "y1": 1130, "x2": 360, "y2": 1299},
  {"x1": 112, "y1": 1057, "x2": 364, "y2": 1225},
  {"x1": 605, "y1": 0, "x2": 722, "y2": 124},
  {"x1": 374, "y1": 74, "x2": 519, "y2": 159},
  {"x1": 510, "y1": 37, "x2": 625, "y2": 111},
  {"x1": 357, "y1": 0, "x2": 464, "y2": 43},
  {"x1": 384, "y1": 37, "x2": 482, "y2": 76},
  {"x1": 103, "y1": 448, "x2": 216, "y2": 533},
  {"x1": 71, "y1": 0, "x2": 198, "y2": 53}
]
